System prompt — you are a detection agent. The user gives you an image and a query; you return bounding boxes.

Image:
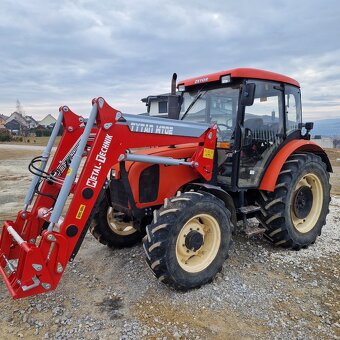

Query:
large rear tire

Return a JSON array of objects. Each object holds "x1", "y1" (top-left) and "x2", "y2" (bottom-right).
[
  {"x1": 90, "y1": 196, "x2": 143, "y2": 248},
  {"x1": 143, "y1": 191, "x2": 232, "y2": 290},
  {"x1": 256, "y1": 153, "x2": 330, "y2": 250}
]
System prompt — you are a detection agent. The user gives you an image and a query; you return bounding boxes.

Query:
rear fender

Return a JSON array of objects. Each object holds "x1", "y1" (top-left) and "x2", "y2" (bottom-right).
[{"x1": 259, "y1": 140, "x2": 332, "y2": 192}]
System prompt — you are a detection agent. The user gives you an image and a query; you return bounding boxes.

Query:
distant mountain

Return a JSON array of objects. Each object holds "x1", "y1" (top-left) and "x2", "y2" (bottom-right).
[{"x1": 311, "y1": 118, "x2": 340, "y2": 137}]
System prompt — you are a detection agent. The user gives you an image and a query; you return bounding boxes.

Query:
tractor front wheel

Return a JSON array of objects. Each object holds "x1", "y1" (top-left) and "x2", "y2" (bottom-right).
[
  {"x1": 90, "y1": 196, "x2": 143, "y2": 248},
  {"x1": 256, "y1": 153, "x2": 330, "y2": 249},
  {"x1": 143, "y1": 191, "x2": 232, "y2": 290}
]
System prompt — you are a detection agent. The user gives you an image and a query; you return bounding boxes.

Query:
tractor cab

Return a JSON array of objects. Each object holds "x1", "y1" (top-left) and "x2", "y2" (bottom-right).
[{"x1": 177, "y1": 68, "x2": 303, "y2": 190}]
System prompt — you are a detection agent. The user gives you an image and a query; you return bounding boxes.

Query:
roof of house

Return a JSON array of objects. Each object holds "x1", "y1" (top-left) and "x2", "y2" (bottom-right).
[
  {"x1": 5, "y1": 118, "x2": 28, "y2": 129},
  {"x1": 40, "y1": 114, "x2": 56, "y2": 121},
  {"x1": 5, "y1": 112, "x2": 29, "y2": 127},
  {"x1": 141, "y1": 93, "x2": 171, "y2": 103},
  {"x1": 25, "y1": 115, "x2": 39, "y2": 124},
  {"x1": 0, "y1": 114, "x2": 9, "y2": 121},
  {"x1": 39, "y1": 114, "x2": 57, "y2": 126}
]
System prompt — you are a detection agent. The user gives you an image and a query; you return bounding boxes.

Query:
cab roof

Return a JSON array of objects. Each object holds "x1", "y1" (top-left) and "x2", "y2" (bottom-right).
[{"x1": 178, "y1": 68, "x2": 300, "y2": 88}]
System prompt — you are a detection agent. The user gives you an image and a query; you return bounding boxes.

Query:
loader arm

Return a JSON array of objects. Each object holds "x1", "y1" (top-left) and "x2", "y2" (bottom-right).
[{"x1": 0, "y1": 97, "x2": 217, "y2": 299}]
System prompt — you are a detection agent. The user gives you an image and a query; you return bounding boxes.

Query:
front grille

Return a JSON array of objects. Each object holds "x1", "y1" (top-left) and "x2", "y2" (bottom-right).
[{"x1": 139, "y1": 164, "x2": 160, "y2": 203}]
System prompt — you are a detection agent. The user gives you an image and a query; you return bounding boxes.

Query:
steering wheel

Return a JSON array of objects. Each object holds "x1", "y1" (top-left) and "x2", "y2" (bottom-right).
[{"x1": 217, "y1": 123, "x2": 233, "y2": 140}]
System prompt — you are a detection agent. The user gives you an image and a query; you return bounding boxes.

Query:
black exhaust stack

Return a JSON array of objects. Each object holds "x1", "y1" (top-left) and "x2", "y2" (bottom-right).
[{"x1": 168, "y1": 73, "x2": 180, "y2": 120}]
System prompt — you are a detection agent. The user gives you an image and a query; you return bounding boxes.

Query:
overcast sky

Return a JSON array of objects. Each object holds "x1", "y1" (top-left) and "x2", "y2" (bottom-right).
[{"x1": 0, "y1": 0, "x2": 339, "y2": 120}]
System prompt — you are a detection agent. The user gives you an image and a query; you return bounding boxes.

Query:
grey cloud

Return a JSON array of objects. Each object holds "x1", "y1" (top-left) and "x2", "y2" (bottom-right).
[
  {"x1": 309, "y1": 95, "x2": 340, "y2": 102},
  {"x1": 0, "y1": 0, "x2": 340, "y2": 119}
]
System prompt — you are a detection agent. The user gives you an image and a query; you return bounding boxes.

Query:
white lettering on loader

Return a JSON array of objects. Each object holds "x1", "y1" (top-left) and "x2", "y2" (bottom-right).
[{"x1": 86, "y1": 134, "x2": 113, "y2": 188}]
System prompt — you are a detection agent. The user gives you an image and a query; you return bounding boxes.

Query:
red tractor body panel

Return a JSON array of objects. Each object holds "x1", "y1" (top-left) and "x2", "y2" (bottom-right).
[{"x1": 125, "y1": 144, "x2": 200, "y2": 208}]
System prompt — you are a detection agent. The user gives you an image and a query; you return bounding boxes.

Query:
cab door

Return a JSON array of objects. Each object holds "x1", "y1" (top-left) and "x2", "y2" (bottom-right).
[{"x1": 237, "y1": 80, "x2": 284, "y2": 188}]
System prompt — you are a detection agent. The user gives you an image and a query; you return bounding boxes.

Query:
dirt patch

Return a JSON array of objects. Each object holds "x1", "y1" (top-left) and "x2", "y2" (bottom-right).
[{"x1": 133, "y1": 294, "x2": 267, "y2": 339}]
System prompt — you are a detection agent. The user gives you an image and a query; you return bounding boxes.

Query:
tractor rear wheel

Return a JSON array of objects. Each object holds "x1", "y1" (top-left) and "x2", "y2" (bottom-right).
[
  {"x1": 256, "y1": 153, "x2": 330, "y2": 250},
  {"x1": 143, "y1": 191, "x2": 232, "y2": 290},
  {"x1": 90, "y1": 196, "x2": 143, "y2": 248}
]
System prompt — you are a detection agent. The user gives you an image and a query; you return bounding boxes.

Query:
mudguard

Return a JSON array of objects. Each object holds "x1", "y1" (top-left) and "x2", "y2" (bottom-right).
[{"x1": 259, "y1": 139, "x2": 332, "y2": 192}]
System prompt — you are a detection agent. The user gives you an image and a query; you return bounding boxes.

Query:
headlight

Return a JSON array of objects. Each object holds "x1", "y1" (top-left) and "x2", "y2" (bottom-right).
[
  {"x1": 178, "y1": 84, "x2": 185, "y2": 91},
  {"x1": 221, "y1": 75, "x2": 231, "y2": 84}
]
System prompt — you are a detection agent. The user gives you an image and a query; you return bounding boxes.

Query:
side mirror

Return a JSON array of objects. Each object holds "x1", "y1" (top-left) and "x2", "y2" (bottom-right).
[
  {"x1": 298, "y1": 121, "x2": 314, "y2": 139},
  {"x1": 298, "y1": 122, "x2": 314, "y2": 131},
  {"x1": 240, "y1": 83, "x2": 256, "y2": 106},
  {"x1": 305, "y1": 122, "x2": 314, "y2": 131}
]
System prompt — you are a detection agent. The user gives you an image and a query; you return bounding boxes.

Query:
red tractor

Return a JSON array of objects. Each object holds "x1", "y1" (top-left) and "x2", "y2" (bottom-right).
[{"x1": 0, "y1": 68, "x2": 331, "y2": 298}]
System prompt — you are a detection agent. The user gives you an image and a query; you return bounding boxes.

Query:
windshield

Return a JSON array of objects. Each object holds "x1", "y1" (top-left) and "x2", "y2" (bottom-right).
[{"x1": 180, "y1": 85, "x2": 240, "y2": 141}]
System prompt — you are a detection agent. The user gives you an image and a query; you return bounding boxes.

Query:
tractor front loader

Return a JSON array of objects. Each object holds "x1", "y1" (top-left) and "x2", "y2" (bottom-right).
[{"x1": 0, "y1": 97, "x2": 217, "y2": 299}]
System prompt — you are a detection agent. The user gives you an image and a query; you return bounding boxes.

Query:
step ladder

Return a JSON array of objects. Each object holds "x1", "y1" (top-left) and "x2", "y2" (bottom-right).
[{"x1": 238, "y1": 205, "x2": 266, "y2": 237}]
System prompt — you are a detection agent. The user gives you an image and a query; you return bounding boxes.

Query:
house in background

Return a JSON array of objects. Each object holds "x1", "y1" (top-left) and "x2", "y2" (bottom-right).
[
  {"x1": 0, "y1": 114, "x2": 9, "y2": 126},
  {"x1": 39, "y1": 114, "x2": 57, "y2": 128},
  {"x1": 4, "y1": 112, "x2": 29, "y2": 135},
  {"x1": 1, "y1": 111, "x2": 58, "y2": 136},
  {"x1": 0, "y1": 115, "x2": 8, "y2": 131},
  {"x1": 25, "y1": 115, "x2": 39, "y2": 129}
]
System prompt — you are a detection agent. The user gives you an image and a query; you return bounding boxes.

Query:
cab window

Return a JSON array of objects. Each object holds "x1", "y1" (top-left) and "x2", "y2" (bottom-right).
[
  {"x1": 285, "y1": 85, "x2": 302, "y2": 134},
  {"x1": 181, "y1": 86, "x2": 239, "y2": 141}
]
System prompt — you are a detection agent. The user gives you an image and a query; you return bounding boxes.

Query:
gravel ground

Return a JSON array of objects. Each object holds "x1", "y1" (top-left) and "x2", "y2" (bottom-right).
[{"x1": 0, "y1": 146, "x2": 339, "y2": 339}]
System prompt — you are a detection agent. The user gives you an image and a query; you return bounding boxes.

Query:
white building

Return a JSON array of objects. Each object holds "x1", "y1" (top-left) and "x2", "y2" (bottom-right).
[
  {"x1": 39, "y1": 114, "x2": 57, "y2": 128},
  {"x1": 312, "y1": 137, "x2": 335, "y2": 149}
]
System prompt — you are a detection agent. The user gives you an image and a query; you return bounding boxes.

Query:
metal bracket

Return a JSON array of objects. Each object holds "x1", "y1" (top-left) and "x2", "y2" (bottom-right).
[
  {"x1": 32, "y1": 264, "x2": 42, "y2": 272},
  {"x1": 21, "y1": 276, "x2": 40, "y2": 292}
]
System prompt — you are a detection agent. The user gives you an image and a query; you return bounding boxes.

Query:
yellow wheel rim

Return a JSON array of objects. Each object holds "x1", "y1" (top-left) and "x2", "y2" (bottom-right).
[
  {"x1": 175, "y1": 214, "x2": 221, "y2": 273},
  {"x1": 291, "y1": 173, "x2": 323, "y2": 233},
  {"x1": 107, "y1": 207, "x2": 137, "y2": 236}
]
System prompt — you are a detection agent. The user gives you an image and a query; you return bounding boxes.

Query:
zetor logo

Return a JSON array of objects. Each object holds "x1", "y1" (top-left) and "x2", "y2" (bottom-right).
[
  {"x1": 194, "y1": 77, "x2": 208, "y2": 84},
  {"x1": 86, "y1": 134, "x2": 113, "y2": 188}
]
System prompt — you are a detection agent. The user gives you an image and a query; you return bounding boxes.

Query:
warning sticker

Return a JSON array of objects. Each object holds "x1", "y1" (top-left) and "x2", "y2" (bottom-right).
[
  {"x1": 203, "y1": 148, "x2": 214, "y2": 159},
  {"x1": 76, "y1": 204, "x2": 86, "y2": 220},
  {"x1": 67, "y1": 168, "x2": 73, "y2": 176}
]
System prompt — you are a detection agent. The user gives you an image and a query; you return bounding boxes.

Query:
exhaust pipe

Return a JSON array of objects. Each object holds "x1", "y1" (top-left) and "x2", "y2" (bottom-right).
[
  {"x1": 168, "y1": 73, "x2": 180, "y2": 120},
  {"x1": 171, "y1": 73, "x2": 177, "y2": 96}
]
